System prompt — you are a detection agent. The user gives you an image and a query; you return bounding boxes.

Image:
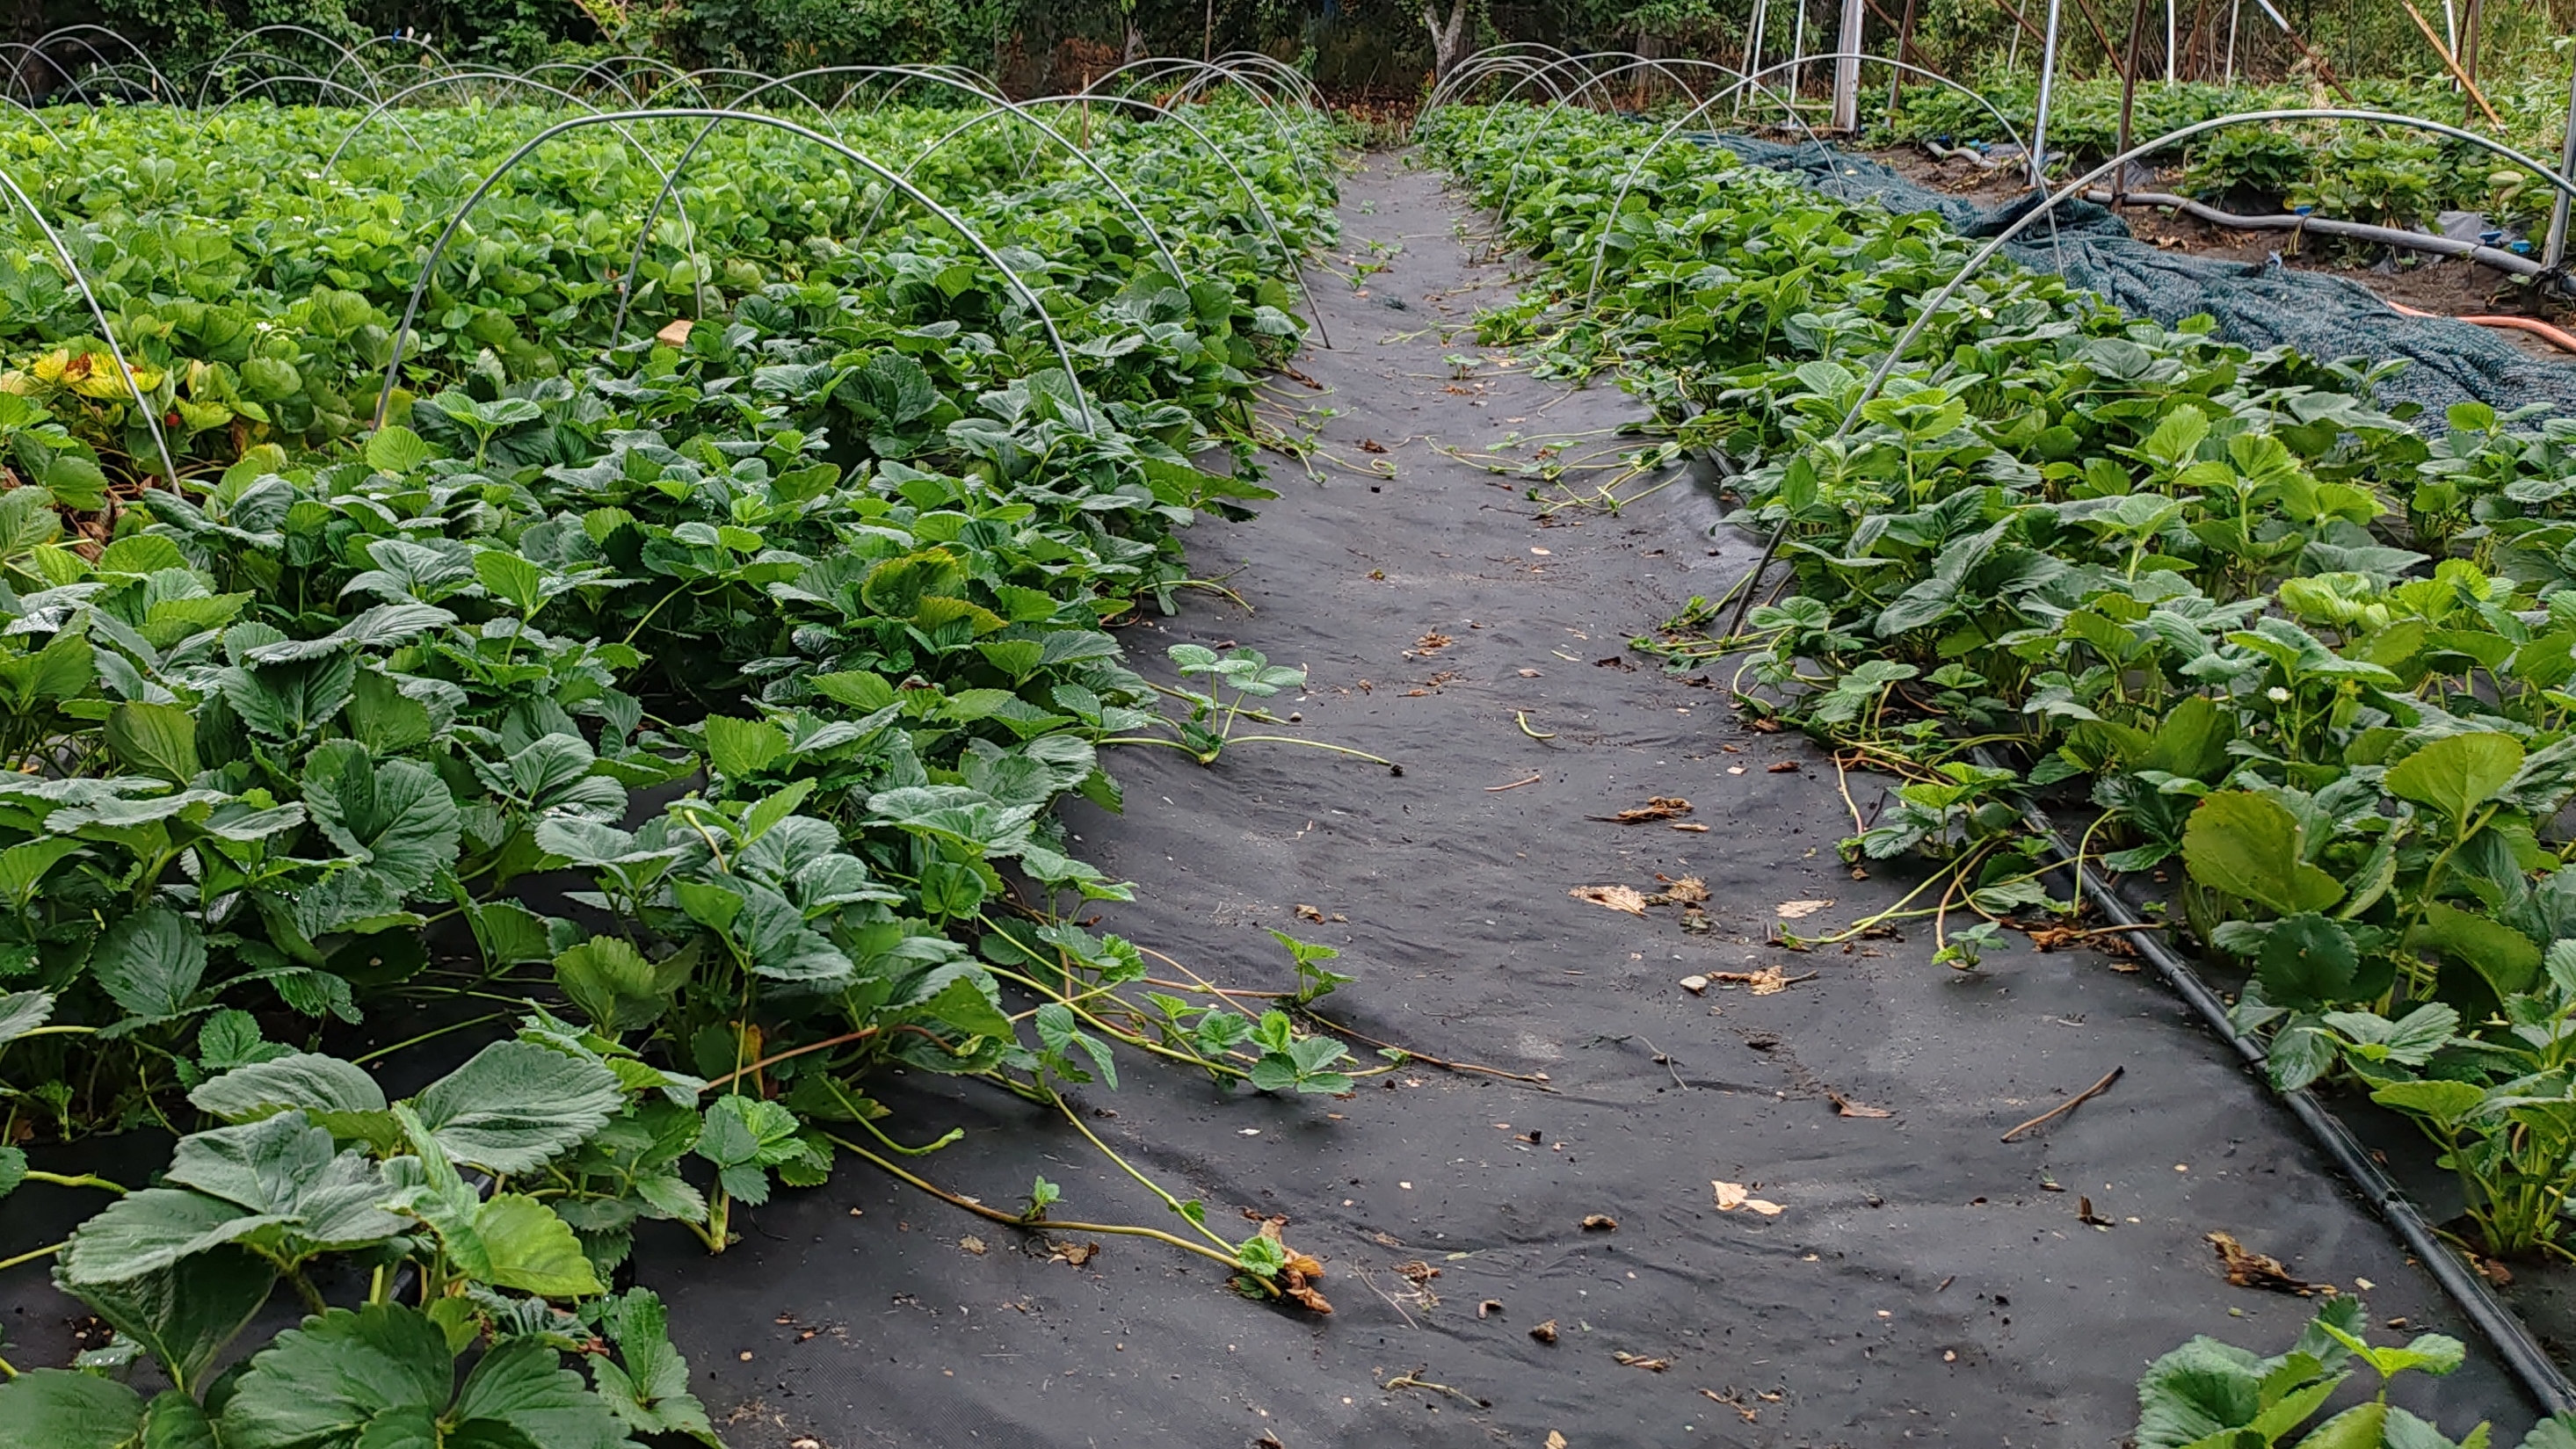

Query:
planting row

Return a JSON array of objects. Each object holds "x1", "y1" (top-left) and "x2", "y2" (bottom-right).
[
  {"x1": 1429, "y1": 100, "x2": 2576, "y2": 1442},
  {"x1": 0, "y1": 94, "x2": 1351, "y2": 1444}
]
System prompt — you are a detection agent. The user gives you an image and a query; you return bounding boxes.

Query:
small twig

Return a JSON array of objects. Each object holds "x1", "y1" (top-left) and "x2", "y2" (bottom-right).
[
  {"x1": 1516, "y1": 711, "x2": 1556, "y2": 740},
  {"x1": 1485, "y1": 772, "x2": 1544, "y2": 792},
  {"x1": 1999, "y1": 1065, "x2": 2125, "y2": 1142},
  {"x1": 1382, "y1": 1366, "x2": 1485, "y2": 1406},
  {"x1": 1353, "y1": 1264, "x2": 1421, "y2": 1329},
  {"x1": 1304, "y1": 1009, "x2": 1556, "y2": 1090}
]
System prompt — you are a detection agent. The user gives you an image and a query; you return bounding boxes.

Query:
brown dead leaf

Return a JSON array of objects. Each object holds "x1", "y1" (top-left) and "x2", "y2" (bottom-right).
[
  {"x1": 1746, "y1": 716, "x2": 1782, "y2": 732},
  {"x1": 1396, "y1": 1260, "x2": 1440, "y2": 1286},
  {"x1": 1657, "y1": 876, "x2": 1710, "y2": 904},
  {"x1": 1517, "y1": 667, "x2": 1542, "y2": 677},
  {"x1": 1600, "y1": 796, "x2": 1693, "y2": 823},
  {"x1": 2078, "y1": 1197, "x2": 2114, "y2": 1228},
  {"x1": 1594, "y1": 655, "x2": 1636, "y2": 670},
  {"x1": 1767, "y1": 761, "x2": 1799, "y2": 773},
  {"x1": 1360, "y1": 438, "x2": 1388, "y2": 453},
  {"x1": 1709, "y1": 967, "x2": 1800, "y2": 995},
  {"x1": 1049, "y1": 1241, "x2": 1099, "y2": 1266},
  {"x1": 1530, "y1": 1320, "x2": 1560, "y2": 1344},
  {"x1": 1581, "y1": 1214, "x2": 1618, "y2": 1231},
  {"x1": 2481, "y1": 1258, "x2": 2515, "y2": 1287},
  {"x1": 1545, "y1": 1434, "x2": 1569, "y2": 1449},
  {"x1": 1295, "y1": 903, "x2": 1324, "y2": 923},
  {"x1": 1416, "y1": 631, "x2": 1453, "y2": 652},
  {"x1": 1774, "y1": 899, "x2": 1832, "y2": 919},
  {"x1": 958, "y1": 1235, "x2": 987, "y2": 1256},
  {"x1": 1827, "y1": 1090, "x2": 1894, "y2": 1119},
  {"x1": 1713, "y1": 1180, "x2": 1786, "y2": 1216},
  {"x1": 1571, "y1": 885, "x2": 1649, "y2": 916},
  {"x1": 1258, "y1": 1435, "x2": 1288, "y2": 1449},
  {"x1": 1702, "y1": 1387, "x2": 1760, "y2": 1424},
  {"x1": 2207, "y1": 1232, "x2": 2318, "y2": 1295},
  {"x1": 654, "y1": 317, "x2": 693, "y2": 347},
  {"x1": 1612, "y1": 1351, "x2": 1670, "y2": 1371},
  {"x1": 1477, "y1": 1299, "x2": 1504, "y2": 1319}
]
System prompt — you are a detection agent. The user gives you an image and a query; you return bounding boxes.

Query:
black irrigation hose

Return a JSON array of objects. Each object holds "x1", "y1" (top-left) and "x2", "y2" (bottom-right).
[{"x1": 1984, "y1": 757, "x2": 2576, "y2": 1415}]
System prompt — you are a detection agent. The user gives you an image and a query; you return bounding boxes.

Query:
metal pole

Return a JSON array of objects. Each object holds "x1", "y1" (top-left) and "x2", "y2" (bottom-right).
[
  {"x1": 2224, "y1": 0, "x2": 2240, "y2": 83},
  {"x1": 1833, "y1": 0, "x2": 1864, "y2": 129},
  {"x1": 2030, "y1": 0, "x2": 2064, "y2": 184},
  {"x1": 1739, "y1": 0, "x2": 1766, "y2": 117},
  {"x1": 2165, "y1": 0, "x2": 2177, "y2": 81},
  {"x1": 2547, "y1": 61, "x2": 2576, "y2": 267}
]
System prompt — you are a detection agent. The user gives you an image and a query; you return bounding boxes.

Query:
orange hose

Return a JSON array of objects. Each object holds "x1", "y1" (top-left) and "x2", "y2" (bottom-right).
[{"x1": 2384, "y1": 298, "x2": 2576, "y2": 356}]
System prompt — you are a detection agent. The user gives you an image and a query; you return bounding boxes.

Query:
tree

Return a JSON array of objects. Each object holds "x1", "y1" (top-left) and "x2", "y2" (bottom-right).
[{"x1": 1422, "y1": 0, "x2": 1473, "y2": 77}]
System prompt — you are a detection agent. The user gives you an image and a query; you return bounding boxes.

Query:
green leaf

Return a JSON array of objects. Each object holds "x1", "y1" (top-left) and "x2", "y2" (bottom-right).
[
  {"x1": 215, "y1": 1303, "x2": 453, "y2": 1449},
  {"x1": 2410, "y1": 902, "x2": 2543, "y2": 1001},
  {"x1": 2385, "y1": 732, "x2": 2525, "y2": 825},
  {"x1": 554, "y1": 937, "x2": 672, "y2": 1034},
  {"x1": 364, "y1": 424, "x2": 435, "y2": 475},
  {"x1": 301, "y1": 742, "x2": 462, "y2": 897},
  {"x1": 105, "y1": 701, "x2": 199, "y2": 783},
  {"x1": 2294, "y1": 1403, "x2": 2388, "y2": 1449},
  {"x1": 2256, "y1": 914, "x2": 2360, "y2": 1011},
  {"x1": 474, "y1": 550, "x2": 547, "y2": 614},
  {"x1": 2182, "y1": 793, "x2": 2344, "y2": 916},
  {"x1": 2370, "y1": 1078, "x2": 2489, "y2": 1127},
  {"x1": 73, "y1": 1246, "x2": 276, "y2": 1395},
  {"x1": 0, "y1": 1370, "x2": 144, "y2": 1449},
  {"x1": 590, "y1": 1290, "x2": 713, "y2": 1439},
  {"x1": 410, "y1": 1040, "x2": 624, "y2": 1173},
  {"x1": 93, "y1": 908, "x2": 207, "y2": 1023},
  {"x1": 450, "y1": 1335, "x2": 634, "y2": 1449},
  {"x1": 59, "y1": 1187, "x2": 279, "y2": 1286},
  {"x1": 914, "y1": 974, "x2": 1014, "y2": 1041},
  {"x1": 137, "y1": 1391, "x2": 221, "y2": 1449},
  {"x1": 701, "y1": 715, "x2": 787, "y2": 779},
  {"x1": 462, "y1": 1194, "x2": 604, "y2": 1298},
  {"x1": 190, "y1": 1052, "x2": 388, "y2": 1122},
  {"x1": 0, "y1": 988, "x2": 54, "y2": 1045}
]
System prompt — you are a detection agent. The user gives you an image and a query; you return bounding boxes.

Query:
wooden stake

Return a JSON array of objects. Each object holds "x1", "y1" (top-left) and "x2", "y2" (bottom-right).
[{"x1": 2401, "y1": 0, "x2": 2505, "y2": 127}]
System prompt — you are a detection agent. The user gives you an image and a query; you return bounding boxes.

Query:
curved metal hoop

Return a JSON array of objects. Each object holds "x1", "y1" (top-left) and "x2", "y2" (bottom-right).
[
  {"x1": 373, "y1": 107, "x2": 1099, "y2": 434},
  {"x1": 1715, "y1": 106, "x2": 2576, "y2": 639},
  {"x1": 0, "y1": 163, "x2": 179, "y2": 488}
]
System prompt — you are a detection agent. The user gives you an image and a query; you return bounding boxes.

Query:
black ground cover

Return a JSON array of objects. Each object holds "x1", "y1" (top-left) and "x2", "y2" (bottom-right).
[{"x1": 2, "y1": 149, "x2": 2543, "y2": 1448}]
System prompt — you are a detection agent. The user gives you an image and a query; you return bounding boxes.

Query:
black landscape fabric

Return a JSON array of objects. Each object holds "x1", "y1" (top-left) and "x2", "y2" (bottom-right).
[{"x1": 0, "y1": 152, "x2": 2545, "y2": 1447}]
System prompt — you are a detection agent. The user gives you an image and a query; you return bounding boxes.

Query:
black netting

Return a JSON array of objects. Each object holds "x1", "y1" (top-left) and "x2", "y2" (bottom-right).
[{"x1": 1697, "y1": 134, "x2": 2576, "y2": 423}]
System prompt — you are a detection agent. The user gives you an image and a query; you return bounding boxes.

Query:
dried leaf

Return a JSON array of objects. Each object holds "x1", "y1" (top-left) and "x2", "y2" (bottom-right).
[
  {"x1": 959, "y1": 1235, "x2": 987, "y2": 1256},
  {"x1": 1545, "y1": 1434, "x2": 1569, "y2": 1449},
  {"x1": 2206, "y1": 1231, "x2": 2316, "y2": 1294},
  {"x1": 1679, "y1": 974, "x2": 1710, "y2": 994},
  {"x1": 1295, "y1": 903, "x2": 1324, "y2": 922},
  {"x1": 1606, "y1": 796, "x2": 1693, "y2": 822},
  {"x1": 1360, "y1": 438, "x2": 1388, "y2": 453},
  {"x1": 1416, "y1": 631, "x2": 1453, "y2": 652},
  {"x1": 1827, "y1": 1090, "x2": 1893, "y2": 1119},
  {"x1": 1530, "y1": 1320, "x2": 1560, "y2": 1344},
  {"x1": 1713, "y1": 1180, "x2": 1785, "y2": 1216},
  {"x1": 1657, "y1": 876, "x2": 1710, "y2": 904},
  {"x1": 1766, "y1": 761, "x2": 1799, "y2": 773},
  {"x1": 654, "y1": 317, "x2": 693, "y2": 347},
  {"x1": 1709, "y1": 967, "x2": 1798, "y2": 995},
  {"x1": 1396, "y1": 1259, "x2": 1440, "y2": 1286},
  {"x1": 1612, "y1": 1351, "x2": 1671, "y2": 1371},
  {"x1": 1571, "y1": 885, "x2": 1649, "y2": 916},
  {"x1": 1477, "y1": 1299, "x2": 1504, "y2": 1318},
  {"x1": 1049, "y1": 1241, "x2": 1099, "y2": 1266},
  {"x1": 1774, "y1": 899, "x2": 1832, "y2": 919},
  {"x1": 1580, "y1": 1214, "x2": 1617, "y2": 1231}
]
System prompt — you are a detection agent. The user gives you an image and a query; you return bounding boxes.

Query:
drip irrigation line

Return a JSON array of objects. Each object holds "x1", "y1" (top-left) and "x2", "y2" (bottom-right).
[
  {"x1": 1982, "y1": 750, "x2": 2576, "y2": 1416},
  {"x1": 2076, "y1": 185, "x2": 2568, "y2": 286}
]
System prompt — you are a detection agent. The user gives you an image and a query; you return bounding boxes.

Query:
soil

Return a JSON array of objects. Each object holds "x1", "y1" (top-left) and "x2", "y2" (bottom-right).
[
  {"x1": 1873, "y1": 143, "x2": 2576, "y2": 364},
  {"x1": 1, "y1": 150, "x2": 2551, "y2": 1447}
]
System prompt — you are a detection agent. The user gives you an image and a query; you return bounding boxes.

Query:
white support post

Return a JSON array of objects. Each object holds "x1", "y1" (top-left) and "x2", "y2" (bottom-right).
[
  {"x1": 1832, "y1": 0, "x2": 1864, "y2": 130},
  {"x1": 2030, "y1": 0, "x2": 2064, "y2": 185},
  {"x1": 2546, "y1": 61, "x2": 2576, "y2": 268}
]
